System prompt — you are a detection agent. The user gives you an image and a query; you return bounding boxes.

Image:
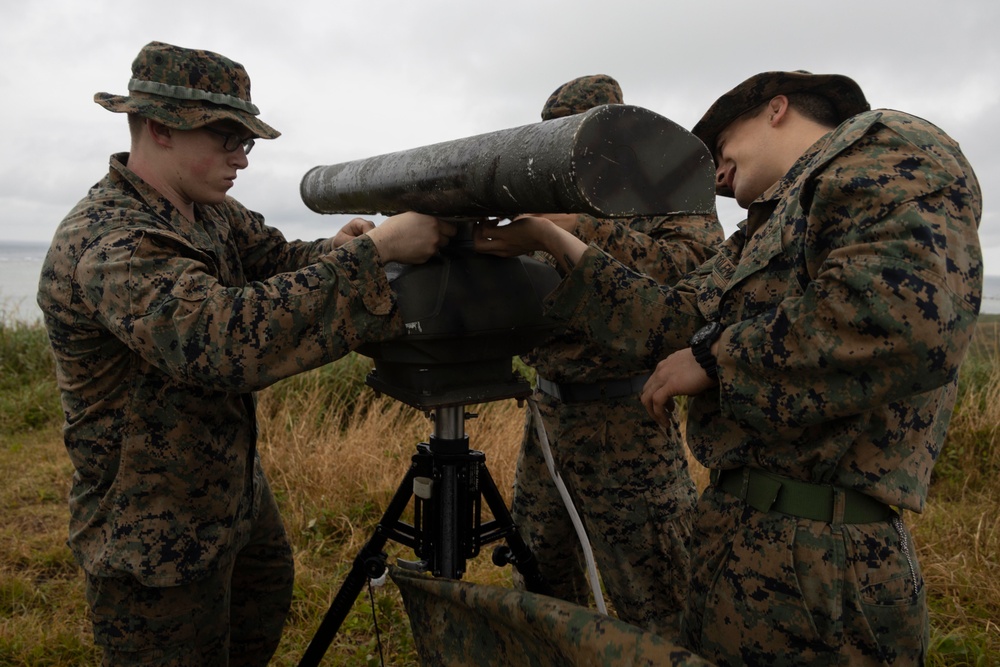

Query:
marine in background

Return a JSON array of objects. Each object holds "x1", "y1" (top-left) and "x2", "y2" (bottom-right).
[{"x1": 509, "y1": 74, "x2": 723, "y2": 633}]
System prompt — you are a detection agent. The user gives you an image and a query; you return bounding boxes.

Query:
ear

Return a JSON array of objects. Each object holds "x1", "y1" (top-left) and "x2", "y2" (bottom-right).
[
  {"x1": 767, "y1": 95, "x2": 790, "y2": 126},
  {"x1": 146, "y1": 120, "x2": 174, "y2": 149}
]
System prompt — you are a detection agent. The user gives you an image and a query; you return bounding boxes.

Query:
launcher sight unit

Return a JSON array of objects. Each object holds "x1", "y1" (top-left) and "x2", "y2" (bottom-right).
[{"x1": 299, "y1": 104, "x2": 715, "y2": 408}]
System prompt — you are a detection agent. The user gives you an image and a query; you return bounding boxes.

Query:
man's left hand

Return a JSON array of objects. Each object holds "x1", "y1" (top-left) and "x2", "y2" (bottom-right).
[
  {"x1": 332, "y1": 217, "x2": 377, "y2": 247},
  {"x1": 641, "y1": 347, "x2": 718, "y2": 428}
]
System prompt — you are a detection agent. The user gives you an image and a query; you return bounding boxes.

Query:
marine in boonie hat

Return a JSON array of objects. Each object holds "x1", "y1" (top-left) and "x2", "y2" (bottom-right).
[
  {"x1": 692, "y1": 70, "x2": 869, "y2": 161},
  {"x1": 95, "y1": 41, "x2": 279, "y2": 140},
  {"x1": 541, "y1": 74, "x2": 624, "y2": 120}
]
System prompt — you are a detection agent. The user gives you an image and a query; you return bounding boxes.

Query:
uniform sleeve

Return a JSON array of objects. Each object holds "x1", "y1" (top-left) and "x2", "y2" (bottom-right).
[
  {"x1": 542, "y1": 245, "x2": 710, "y2": 367},
  {"x1": 74, "y1": 228, "x2": 402, "y2": 392},
  {"x1": 572, "y1": 211, "x2": 723, "y2": 282},
  {"x1": 717, "y1": 123, "x2": 983, "y2": 437},
  {"x1": 221, "y1": 201, "x2": 340, "y2": 277}
]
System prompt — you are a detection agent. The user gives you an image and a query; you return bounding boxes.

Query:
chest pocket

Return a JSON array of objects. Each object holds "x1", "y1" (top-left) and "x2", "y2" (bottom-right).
[{"x1": 720, "y1": 215, "x2": 804, "y2": 321}]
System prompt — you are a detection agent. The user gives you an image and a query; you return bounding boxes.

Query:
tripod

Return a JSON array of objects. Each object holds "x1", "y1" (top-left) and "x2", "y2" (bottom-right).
[{"x1": 298, "y1": 402, "x2": 549, "y2": 666}]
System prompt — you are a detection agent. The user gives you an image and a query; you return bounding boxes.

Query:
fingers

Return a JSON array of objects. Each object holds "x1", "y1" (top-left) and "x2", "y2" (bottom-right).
[
  {"x1": 647, "y1": 387, "x2": 675, "y2": 429},
  {"x1": 641, "y1": 358, "x2": 680, "y2": 429},
  {"x1": 472, "y1": 221, "x2": 514, "y2": 256},
  {"x1": 641, "y1": 373, "x2": 665, "y2": 427},
  {"x1": 437, "y1": 217, "x2": 459, "y2": 241},
  {"x1": 348, "y1": 217, "x2": 376, "y2": 234}
]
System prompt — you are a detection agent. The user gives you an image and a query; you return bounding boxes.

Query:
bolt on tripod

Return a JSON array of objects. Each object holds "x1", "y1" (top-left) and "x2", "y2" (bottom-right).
[{"x1": 298, "y1": 401, "x2": 549, "y2": 667}]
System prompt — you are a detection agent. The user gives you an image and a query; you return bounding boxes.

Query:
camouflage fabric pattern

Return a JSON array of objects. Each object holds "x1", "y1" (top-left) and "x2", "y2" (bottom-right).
[
  {"x1": 541, "y1": 74, "x2": 624, "y2": 120},
  {"x1": 523, "y1": 211, "x2": 722, "y2": 383},
  {"x1": 514, "y1": 210, "x2": 720, "y2": 631},
  {"x1": 686, "y1": 488, "x2": 926, "y2": 665},
  {"x1": 95, "y1": 41, "x2": 279, "y2": 139},
  {"x1": 86, "y1": 475, "x2": 294, "y2": 665},
  {"x1": 543, "y1": 109, "x2": 982, "y2": 663},
  {"x1": 512, "y1": 392, "x2": 696, "y2": 634},
  {"x1": 391, "y1": 566, "x2": 715, "y2": 666},
  {"x1": 691, "y1": 70, "x2": 869, "y2": 169},
  {"x1": 37, "y1": 152, "x2": 404, "y2": 587},
  {"x1": 517, "y1": 77, "x2": 723, "y2": 631}
]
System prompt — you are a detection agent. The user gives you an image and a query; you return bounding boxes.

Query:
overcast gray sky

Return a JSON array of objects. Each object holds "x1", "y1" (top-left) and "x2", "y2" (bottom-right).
[{"x1": 2, "y1": 0, "x2": 997, "y2": 275}]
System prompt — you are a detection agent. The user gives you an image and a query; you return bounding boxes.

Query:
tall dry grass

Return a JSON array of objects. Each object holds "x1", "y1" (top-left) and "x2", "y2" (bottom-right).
[
  {"x1": 1, "y1": 317, "x2": 997, "y2": 665},
  {"x1": 255, "y1": 358, "x2": 535, "y2": 664},
  {"x1": 917, "y1": 321, "x2": 1000, "y2": 665},
  {"x1": 257, "y1": 321, "x2": 1000, "y2": 664}
]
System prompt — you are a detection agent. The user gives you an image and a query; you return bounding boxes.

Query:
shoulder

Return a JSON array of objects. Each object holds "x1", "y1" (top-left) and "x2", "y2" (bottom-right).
[
  {"x1": 808, "y1": 109, "x2": 978, "y2": 209},
  {"x1": 821, "y1": 109, "x2": 973, "y2": 174}
]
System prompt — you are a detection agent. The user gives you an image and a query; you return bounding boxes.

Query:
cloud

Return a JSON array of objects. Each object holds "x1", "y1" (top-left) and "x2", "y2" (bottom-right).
[{"x1": 1, "y1": 0, "x2": 997, "y2": 274}]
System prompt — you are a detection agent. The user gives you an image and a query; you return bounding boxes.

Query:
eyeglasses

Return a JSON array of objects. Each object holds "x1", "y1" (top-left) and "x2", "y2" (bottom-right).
[{"x1": 202, "y1": 126, "x2": 255, "y2": 155}]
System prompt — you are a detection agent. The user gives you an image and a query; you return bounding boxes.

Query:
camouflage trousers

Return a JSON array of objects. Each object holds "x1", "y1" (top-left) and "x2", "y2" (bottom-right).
[
  {"x1": 686, "y1": 485, "x2": 927, "y2": 666},
  {"x1": 84, "y1": 476, "x2": 295, "y2": 666},
  {"x1": 510, "y1": 390, "x2": 697, "y2": 635}
]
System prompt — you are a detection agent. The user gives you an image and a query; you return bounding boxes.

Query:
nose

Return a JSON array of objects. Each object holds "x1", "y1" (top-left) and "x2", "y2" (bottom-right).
[{"x1": 231, "y1": 148, "x2": 249, "y2": 169}]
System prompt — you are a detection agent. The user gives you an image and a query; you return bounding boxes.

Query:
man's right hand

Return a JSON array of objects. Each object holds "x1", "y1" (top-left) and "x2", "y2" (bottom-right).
[
  {"x1": 474, "y1": 215, "x2": 587, "y2": 273},
  {"x1": 366, "y1": 212, "x2": 457, "y2": 264}
]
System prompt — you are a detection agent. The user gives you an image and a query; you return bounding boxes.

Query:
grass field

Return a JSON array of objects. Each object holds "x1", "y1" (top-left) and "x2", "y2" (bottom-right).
[{"x1": 1, "y1": 315, "x2": 997, "y2": 665}]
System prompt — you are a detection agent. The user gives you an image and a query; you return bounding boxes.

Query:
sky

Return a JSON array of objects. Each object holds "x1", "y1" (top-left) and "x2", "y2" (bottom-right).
[{"x1": 2, "y1": 0, "x2": 998, "y2": 275}]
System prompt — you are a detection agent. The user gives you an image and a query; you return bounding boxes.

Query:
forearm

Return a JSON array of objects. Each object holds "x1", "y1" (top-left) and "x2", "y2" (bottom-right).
[
  {"x1": 223, "y1": 202, "x2": 338, "y2": 276},
  {"x1": 573, "y1": 212, "x2": 723, "y2": 281},
  {"x1": 79, "y1": 234, "x2": 402, "y2": 392},
  {"x1": 544, "y1": 246, "x2": 706, "y2": 366}
]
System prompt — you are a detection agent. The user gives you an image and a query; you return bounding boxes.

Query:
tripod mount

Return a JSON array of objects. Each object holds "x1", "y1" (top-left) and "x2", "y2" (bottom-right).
[{"x1": 298, "y1": 379, "x2": 549, "y2": 666}]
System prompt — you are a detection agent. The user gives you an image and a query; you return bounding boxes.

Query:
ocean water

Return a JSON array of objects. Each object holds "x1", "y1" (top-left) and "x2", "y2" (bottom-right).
[
  {"x1": 0, "y1": 240, "x2": 48, "y2": 323},
  {"x1": 4, "y1": 240, "x2": 1000, "y2": 324}
]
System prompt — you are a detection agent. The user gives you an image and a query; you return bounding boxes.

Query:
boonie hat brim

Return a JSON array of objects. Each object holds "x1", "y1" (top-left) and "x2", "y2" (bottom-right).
[
  {"x1": 692, "y1": 70, "x2": 869, "y2": 164},
  {"x1": 95, "y1": 90, "x2": 279, "y2": 139}
]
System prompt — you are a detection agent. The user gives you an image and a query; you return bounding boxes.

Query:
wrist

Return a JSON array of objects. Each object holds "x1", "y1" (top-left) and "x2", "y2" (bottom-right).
[
  {"x1": 365, "y1": 226, "x2": 393, "y2": 264},
  {"x1": 545, "y1": 222, "x2": 587, "y2": 270},
  {"x1": 689, "y1": 322, "x2": 724, "y2": 380}
]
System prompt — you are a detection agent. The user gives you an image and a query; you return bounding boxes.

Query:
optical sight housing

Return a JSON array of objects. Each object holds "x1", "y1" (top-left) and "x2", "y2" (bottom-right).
[{"x1": 300, "y1": 105, "x2": 715, "y2": 408}]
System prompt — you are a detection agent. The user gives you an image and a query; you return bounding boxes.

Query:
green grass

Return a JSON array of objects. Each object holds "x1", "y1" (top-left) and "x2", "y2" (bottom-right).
[
  {"x1": 0, "y1": 319, "x2": 60, "y2": 435},
  {"x1": 2, "y1": 316, "x2": 999, "y2": 664}
]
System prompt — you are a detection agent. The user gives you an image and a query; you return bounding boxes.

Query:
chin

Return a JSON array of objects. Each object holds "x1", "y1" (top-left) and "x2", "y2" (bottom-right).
[
  {"x1": 200, "y1": 192, "x2": 230, "y2": 205},
  {"x1": 734, "y1": 185, "x2": 763, "y2": 209}
]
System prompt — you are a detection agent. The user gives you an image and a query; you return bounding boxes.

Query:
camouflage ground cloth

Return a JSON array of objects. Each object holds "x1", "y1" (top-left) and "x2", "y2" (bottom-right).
[{"x1": 391, "y1": 567, "x2": 713, "y2": 666}]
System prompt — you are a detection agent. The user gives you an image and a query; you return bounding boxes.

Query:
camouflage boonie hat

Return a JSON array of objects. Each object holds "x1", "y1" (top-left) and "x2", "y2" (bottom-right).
[
  {"x1": 95, "y1": 41, "x2": 279, "y2": 139},
  {"x1": 541, "y1": 74, "x2": 624, "y2": 120},
  {"x1": 692, "y1": 70, "x2": 868, "y2": 158}
]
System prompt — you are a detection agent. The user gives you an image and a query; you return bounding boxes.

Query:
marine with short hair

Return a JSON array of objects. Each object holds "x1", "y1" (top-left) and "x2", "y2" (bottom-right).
[
  {"x1": 38, "y1": 40, "x2": 454, "y2": 664},
  {"x1": 477, "y1": 70, "x2": 983, "y2": 664},
  {"x1": 509, "y1": 74, "x2": 723, "y2": 633}
]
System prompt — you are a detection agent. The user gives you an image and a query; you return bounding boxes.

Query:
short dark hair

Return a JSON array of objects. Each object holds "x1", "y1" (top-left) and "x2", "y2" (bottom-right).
[
  {"x1": 127, "y1": 112, "x2": 144, "y2": 141},
  {"x1": 741, "y1": 93, "x2": 840, "y2": 133},
  {"x1": 786, "y1": 92, "x2": 840, "y2": 128}
]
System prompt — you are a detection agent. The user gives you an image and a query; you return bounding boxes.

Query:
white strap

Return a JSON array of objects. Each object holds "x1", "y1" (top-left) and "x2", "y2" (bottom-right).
[{"x1": 528, "y1": 398, "x2": 607, "y2": 615}]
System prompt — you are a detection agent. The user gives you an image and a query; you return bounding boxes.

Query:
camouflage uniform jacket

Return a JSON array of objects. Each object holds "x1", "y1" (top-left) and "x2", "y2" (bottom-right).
[
  {"x1": 524, "y1": 212, "x2": 722, "y2": 384},
  {"x1": 544, "y1": 110, "x2": 983, "y2": 512},
  {"x1": 37, "y1": 153, "x2": 404, "y2": 586}
]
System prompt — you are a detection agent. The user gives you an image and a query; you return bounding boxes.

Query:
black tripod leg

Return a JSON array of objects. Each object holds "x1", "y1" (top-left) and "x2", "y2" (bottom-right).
[
  {"x1": 298, "y1": 465, "x2": 418, "y2": 667},
  {"x1": 478, "y1": 465, "x2": 552, "y2": 597}
]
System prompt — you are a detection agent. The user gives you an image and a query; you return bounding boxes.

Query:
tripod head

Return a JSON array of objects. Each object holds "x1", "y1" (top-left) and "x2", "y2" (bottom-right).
[{"x1": 361, "y1": 222, "x2": 560, "y2": 409}]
